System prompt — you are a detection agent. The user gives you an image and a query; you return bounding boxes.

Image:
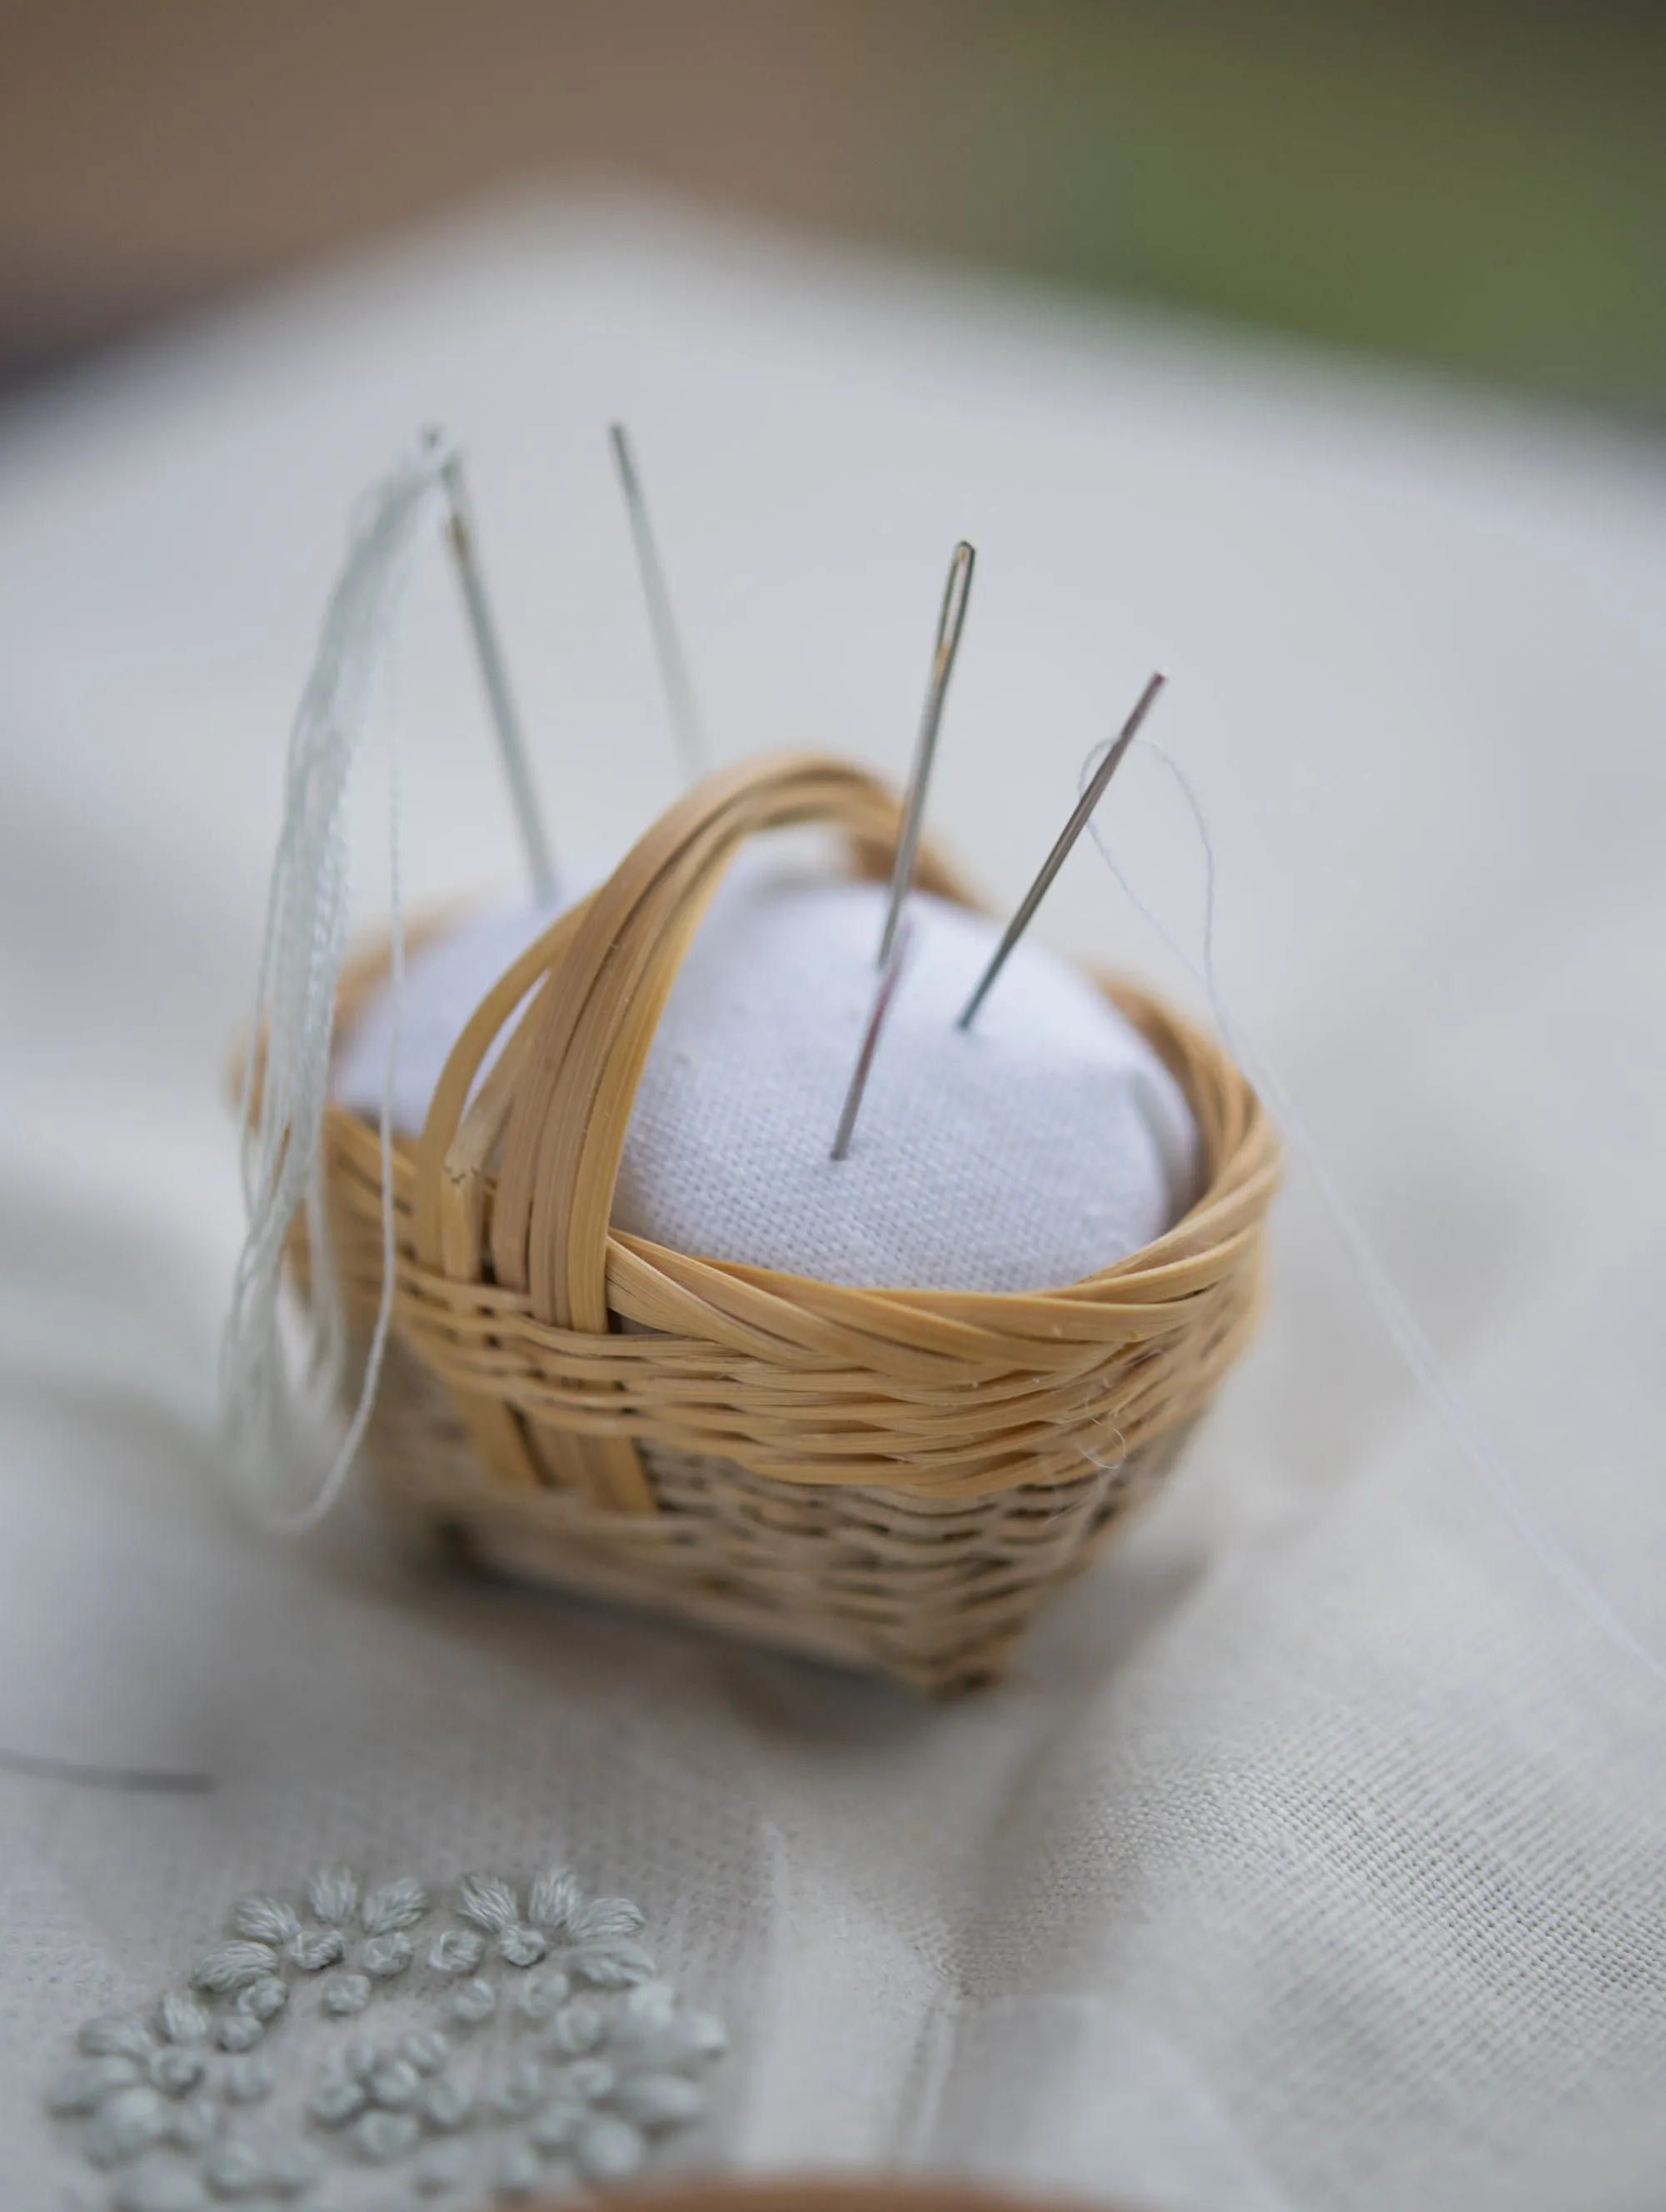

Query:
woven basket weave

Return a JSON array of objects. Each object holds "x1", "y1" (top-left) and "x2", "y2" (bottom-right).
[{"x1": 298, "y1": 752, "x2": 1279, "y2": 1692}]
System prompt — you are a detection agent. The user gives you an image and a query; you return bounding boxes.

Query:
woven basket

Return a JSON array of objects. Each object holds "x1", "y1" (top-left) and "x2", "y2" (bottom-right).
[{"x1": 298, "y1": 752, "x2": 1279, "y2": 1692}]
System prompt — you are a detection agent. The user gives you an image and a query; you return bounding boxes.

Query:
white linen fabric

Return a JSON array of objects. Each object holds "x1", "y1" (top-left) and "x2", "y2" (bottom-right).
[
  {"x1": 332, "y1": 868, "x2": 1199, "y2": 1291},
  {"x1": 2, "y1": 192, "x2": 1665, "y2": 2212},
  {"x1": 332, "y1": 886, "x2": 572, "y2": 1131}
]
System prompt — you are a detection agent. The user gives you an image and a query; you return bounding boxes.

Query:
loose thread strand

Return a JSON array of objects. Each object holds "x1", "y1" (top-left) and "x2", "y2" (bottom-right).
[
  {"x1": 1087, "y1": 735, "x2": 1666, "y2": 1691},
  {"x1": 222, "y1": 437, "x2": 448, "y2": 1530}
]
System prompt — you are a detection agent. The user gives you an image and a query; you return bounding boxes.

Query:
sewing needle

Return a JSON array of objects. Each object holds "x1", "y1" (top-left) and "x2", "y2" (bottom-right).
[
  {"x1": 878, "y1": 541, "x2": 975, "y2": 967},
  {"x1": 426, "y1": 428, "x2": 556, "y2": 901},
  {"x1": 610, "y1": 422, "x2": 709, "y2": 786},
  {"x1": 831, "y1": 916, "x2": 914, "y2": 1162},
  {"x1": 955, "y1": 669, "x2": 1166, "y2": 1031}
]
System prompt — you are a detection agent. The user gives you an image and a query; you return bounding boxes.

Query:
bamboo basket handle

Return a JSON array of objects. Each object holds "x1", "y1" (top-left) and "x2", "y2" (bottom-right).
[
  {"x1": 470, "y1": 753, "x2": 963, "y2": 1508},
  {"x1": 404, "y1": 903, "x2": 601, "y2": 1495},
  {"x1": 410, "y1": 903, "x2": 589, "y2": 1272},
  {"x1": 411, "y1": 756, "x2": 969, "y2": 1272},
  {"x1": 493, "y1": 752, "x2": 968, "y2": 1323},
  {"x1": 406, "y1": 752, "x2": 965, "y2": 1513}
]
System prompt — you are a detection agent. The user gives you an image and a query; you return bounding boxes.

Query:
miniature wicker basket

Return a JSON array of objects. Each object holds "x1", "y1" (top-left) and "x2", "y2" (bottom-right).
[{"x1": 298, "y1": 751, "x2": 1279, "y2": 1692}]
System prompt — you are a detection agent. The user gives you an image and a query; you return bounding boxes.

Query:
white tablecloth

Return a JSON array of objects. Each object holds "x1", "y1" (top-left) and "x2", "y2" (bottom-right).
[{"x1": 2, "y1": 192, "x2": 1664, "y2": 2211}]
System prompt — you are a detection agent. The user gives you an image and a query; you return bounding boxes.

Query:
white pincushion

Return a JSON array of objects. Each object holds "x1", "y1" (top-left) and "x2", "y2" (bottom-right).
[{"x1": 333, "y1": 858, "x2": 1199, "y2": 1294}]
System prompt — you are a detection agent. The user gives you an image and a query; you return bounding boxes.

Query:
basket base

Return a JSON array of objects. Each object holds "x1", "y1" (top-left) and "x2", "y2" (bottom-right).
[{"x1": 364, "y1": 1338, "x2": 1189, "y2": 1695}]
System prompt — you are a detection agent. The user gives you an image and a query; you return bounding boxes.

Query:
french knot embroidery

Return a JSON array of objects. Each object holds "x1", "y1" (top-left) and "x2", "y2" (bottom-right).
[{"x1": 44, "y1": 1865, "x2": 725, "y2": 2211}]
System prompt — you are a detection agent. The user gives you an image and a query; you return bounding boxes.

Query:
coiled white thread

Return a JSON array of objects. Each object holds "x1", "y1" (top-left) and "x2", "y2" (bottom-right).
[
  {"x1": 1090, "y1": 735, "x2": 1666, "y2": 1690},
  {"x1": 222, "y1": 438, "x2": 451, "y2": 1530}
]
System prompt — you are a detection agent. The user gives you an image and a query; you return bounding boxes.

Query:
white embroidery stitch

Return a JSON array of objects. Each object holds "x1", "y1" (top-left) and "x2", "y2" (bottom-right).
[{"x1": 47, "y1": 1865, "x2": 724, "y2": 2209}]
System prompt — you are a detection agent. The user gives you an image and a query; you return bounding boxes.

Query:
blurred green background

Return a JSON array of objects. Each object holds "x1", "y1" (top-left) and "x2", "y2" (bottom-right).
[{"x1": 2, "y1": 0, "x2": 1662, "y2": 413}]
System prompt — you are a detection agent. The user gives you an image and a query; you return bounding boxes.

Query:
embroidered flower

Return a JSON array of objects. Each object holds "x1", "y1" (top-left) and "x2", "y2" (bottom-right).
[{"x1": 47, "y1": 1863, "x2": 723, "y2": 2209}]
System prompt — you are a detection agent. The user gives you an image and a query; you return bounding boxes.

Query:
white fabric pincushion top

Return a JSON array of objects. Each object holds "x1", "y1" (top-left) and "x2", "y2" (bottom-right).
[{"x1": 333, "y1": 857, "x2": 1199, "y2": 1293}]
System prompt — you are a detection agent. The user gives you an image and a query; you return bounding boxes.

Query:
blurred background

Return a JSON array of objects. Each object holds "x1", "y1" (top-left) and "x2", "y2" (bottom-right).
[{"x1": 2, "y1": 0, "x2": 1662, "y2": 417}]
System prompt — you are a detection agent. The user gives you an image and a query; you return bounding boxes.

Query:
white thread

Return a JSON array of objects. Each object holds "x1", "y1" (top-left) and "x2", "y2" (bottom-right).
[
  {"x1": 568, "y1": 1898, "x2": 644, "y2": 1947},
  {"x1": 430, "y1": 1929, "x2": 486, "y2": 1977},
  {"x1": 46, "y1": 2059, "x2": 142, "y2": 2115},
  {"x1": 155, "y1": 1995, "x2": 210, "y2": 2049},
  {"x1": 500, "y1": 1925, "x2": 550, "y2": 1969},
  {"x1": 80, "y1": 2020, "x2": 157, "y2": 2064},
  {"x1": 192, "y1": 1943, "x2": 280, "y2": 1995},
  {"x1": 362, "y1": 1935, "x2": 416, "y2": 1980},
  {"x1": 307, "y1": 1865, "x2": 358, "y2": 1925},
  {"x1": 238, "y1": 1977, "x2": 288, "y2": 2023},
  {"x1": 1089, "y1": 736, "x2": 1666, "y2": 1690},
  {"x1": 148, "y1": 2050, "x2": 204, "y2": 2097},
  {"x1": 230, "y1": 1897, "x2": 302, "y2": 1947},
  {"x1": 361, "y1": 1878, "x2": 430, "y2": 1935},
  {"x1": 222, "y1": 439, "x2": 445, "y2": 1531},
  {"x1": 456, "y1": 1872, "x2": 521, "y2": 1933},
  {"x1": 529, "y1": 1868, "x2": 582, "y2": 1933},
  {"x1": 287, "y1": 1928, "x2": 346, "y2": 1973},
  {"x1": 447, "y1": 1978, "x2": 498, "y2": 2028}
]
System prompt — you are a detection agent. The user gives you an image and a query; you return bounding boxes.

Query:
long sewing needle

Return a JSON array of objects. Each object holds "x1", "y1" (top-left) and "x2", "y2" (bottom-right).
[
  {"x1": 831, "y1": 916, "x2": 914, "y2": 1162},
  {"x1": 609, "y1": 422, "x2": 709, "y2": 786},
  {"x1": 877, "y1": 541, "x2": 975, "y2": 968},
  {"x1": 955, "y1": 669, "x2": 1167, "y2": 1032},
  {"x1": 425, "y1": 427, "x2": 556, "y2": 901}
]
